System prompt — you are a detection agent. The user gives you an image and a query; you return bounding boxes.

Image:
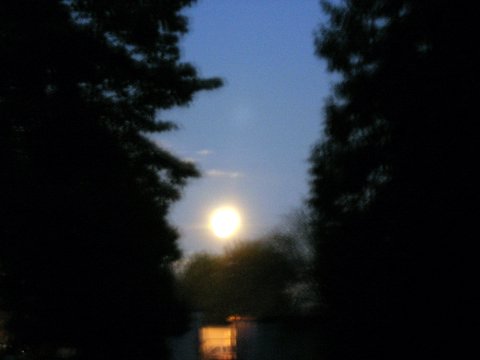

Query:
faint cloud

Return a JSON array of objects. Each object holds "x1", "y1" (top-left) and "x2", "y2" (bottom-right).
[
  {"x1": 197, "y1": 149, "x2": 214, "y2": 156},
  {"x1": 150, "y1": 137, "x2": 172, "y2": 150},
  {"x1": 182, "y1": 157, "x2": 197, "y2": 164},
  {"x1": 232, "y1": 104, "x2": 255, "y2": 127},
  {"x1": 206, "y1": 169, "x2": 244, "y2": 179}
]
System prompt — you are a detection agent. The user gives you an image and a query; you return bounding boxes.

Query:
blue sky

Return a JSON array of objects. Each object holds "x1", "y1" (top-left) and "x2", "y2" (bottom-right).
[{"x1": 157, "y1": 0, "x2": 332, "y2": 254}]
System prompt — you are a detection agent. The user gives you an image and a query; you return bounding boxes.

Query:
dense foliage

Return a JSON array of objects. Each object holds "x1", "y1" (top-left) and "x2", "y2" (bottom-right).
[
  {"x1": 309, "y1": 0, "x2": 475, "y2": 358},
  {"x1": 178, "y1": 239, "x2": 298, "y2": 323},
  {"x1": 0, "y1": 1, "x2": 221, "y2": 359}
]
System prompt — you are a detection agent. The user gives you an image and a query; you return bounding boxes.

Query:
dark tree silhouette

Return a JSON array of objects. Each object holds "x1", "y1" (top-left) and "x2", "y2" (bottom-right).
[
  {"x1": 309, "y1": 1, "x2": 475, "y2": 358},
  {"x1": 178, "y1": 239, "x2": 297, "y2": 323},
  {"x1": 0, "y1": 1, "x2": 221, "y2": 359}
]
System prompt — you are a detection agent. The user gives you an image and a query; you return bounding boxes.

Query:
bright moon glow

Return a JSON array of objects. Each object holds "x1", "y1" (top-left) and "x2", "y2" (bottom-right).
[{"x1": 209, "y1": 207, "x2": 241, "y2": 239}]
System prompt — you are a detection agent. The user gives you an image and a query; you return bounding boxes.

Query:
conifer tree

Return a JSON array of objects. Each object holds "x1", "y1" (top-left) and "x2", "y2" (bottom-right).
[
  {"x1": 0, "y1": 1, "x2": 221, "y2": 359},
  {"x1": 309, "y1": 1, "x2": 475, "y2": 358}
]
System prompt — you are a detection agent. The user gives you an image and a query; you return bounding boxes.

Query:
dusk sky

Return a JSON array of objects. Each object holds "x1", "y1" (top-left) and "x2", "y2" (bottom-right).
[{"x1": 157, "y1": 0, "x2": 333, "y2": 254}]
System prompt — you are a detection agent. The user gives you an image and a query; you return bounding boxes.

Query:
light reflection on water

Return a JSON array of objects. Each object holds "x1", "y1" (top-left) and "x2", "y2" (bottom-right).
[
  {"x1": 168, "y1": 316, "x2": 321, "y2": 360},
  {"x1": 199, "y1": 326, "x2": 236, "y2": 360}
]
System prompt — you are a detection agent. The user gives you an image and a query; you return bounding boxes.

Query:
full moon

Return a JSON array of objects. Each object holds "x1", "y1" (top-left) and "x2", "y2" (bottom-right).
[{"x1": 209, "y1": 207, "x2": 241, "y2": 239}]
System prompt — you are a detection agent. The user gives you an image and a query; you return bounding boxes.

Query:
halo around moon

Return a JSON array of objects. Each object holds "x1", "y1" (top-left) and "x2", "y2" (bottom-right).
[{"x1": 209, "y1": 207, "x2": 241, "y2": 239}]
